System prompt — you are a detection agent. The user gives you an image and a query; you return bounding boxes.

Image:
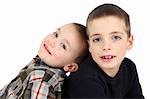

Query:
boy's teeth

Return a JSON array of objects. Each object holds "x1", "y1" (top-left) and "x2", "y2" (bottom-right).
[{"x1": 103, "y1": 56, "x2": 113, "y2": 59}]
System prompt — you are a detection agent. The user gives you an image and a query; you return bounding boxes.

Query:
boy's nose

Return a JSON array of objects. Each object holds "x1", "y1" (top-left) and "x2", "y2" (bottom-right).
[
  {"x1": 49, "y1": 40, "x2": 56, "y2": 47},
  {"x1": 103, "y1": 47, "x2": 111, "y2": 51},
  {"x1": 102, "y1": 42, "x2": 111, "y2": 51}
]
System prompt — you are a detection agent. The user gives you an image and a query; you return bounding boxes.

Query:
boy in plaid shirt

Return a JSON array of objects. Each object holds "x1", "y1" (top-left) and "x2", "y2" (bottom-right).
[{"x1": 0, "y1": 23, "x2": 88, "y2": 99}]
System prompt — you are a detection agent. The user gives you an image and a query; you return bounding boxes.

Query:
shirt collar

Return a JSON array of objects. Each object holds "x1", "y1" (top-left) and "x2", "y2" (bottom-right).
[{"x1": 34, "y1": 55, "x2": 66, "y2": 77}]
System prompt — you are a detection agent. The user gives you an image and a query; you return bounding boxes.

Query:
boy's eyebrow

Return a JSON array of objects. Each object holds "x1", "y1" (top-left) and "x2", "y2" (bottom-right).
[
  {"x1": 110, "y1": 31, "x2": 124, "y2": 35},
  {"x1": 57, "y1": 28, "x2": 61, "y2": 31},
  {"x1": 89, "y1": 31, "x2": 124, "y2": 38},
  {"x1": 89, "y1": 34, "x2": 101, "y2": 38},
  {"x1": 56, "y1": 28, "x2": 61, "y2": 32}
]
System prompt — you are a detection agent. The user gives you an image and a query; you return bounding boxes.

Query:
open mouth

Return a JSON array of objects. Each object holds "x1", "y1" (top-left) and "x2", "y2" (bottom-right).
[
  {"x1": 100, "y1": 55, "x2": 116, "y2": 62},
  {"x1": 100, "y1": 55, "x2": 116, "y2": 59},
  {"x1": 44, "y1": 44, "x2": 52, "y2": 55}
]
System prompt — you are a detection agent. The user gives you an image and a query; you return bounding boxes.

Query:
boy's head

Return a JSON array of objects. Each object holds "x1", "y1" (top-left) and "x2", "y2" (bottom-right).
[
  {"x1": 86, "y1": 3, "x2": 131, "y2": 38},
  {"x1": 86, "y1": 3, "x2": 133, "y2": 76},
  {"x1": 38, "y1": 23, "x2": 88, "y2": 72}
]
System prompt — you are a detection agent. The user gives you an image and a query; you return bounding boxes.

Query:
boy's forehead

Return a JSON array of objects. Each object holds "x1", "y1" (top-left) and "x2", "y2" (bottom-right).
[
  {"x1": 57, "y1": 24, "x2": 77, "y2": 34},
  {"x1": 58, "y1": 24, "x2": 81, "y2": 46},
  {"x1": 88, "y1": 16, "x2": 125, "y2": 25},
  {"x1": 89, "y1": 16, "x2": 125, "y2": 27},
  {"x1": 60, "y1": 23, "x2": 75, "y2": 30},
  {"x1": 88, "y1": 16, "x2": 126, "y2": 35}
]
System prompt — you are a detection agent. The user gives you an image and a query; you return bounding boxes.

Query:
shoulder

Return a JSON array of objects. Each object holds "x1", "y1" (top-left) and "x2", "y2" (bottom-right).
[
  {"x1": 121, "y1": 57, "x2": 138, "y2": 78},
  {"x1": 122, "y1": 57, "x2": 137, "y2": 71},
  {"x1": 123, "y1": 58, "x2": 136, "y2": 66}
]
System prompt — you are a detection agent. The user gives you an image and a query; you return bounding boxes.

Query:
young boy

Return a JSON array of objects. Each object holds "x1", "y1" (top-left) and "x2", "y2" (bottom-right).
[
  {"x1": 63, "y1": 4, "x2": 144, "y2": 98},
  {"x1": 0, "y1": 23, "x2": 88, "y2": 99}
]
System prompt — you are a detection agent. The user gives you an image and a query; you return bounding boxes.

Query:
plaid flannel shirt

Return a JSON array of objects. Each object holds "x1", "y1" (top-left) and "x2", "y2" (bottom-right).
[{"x1": 0, "y1": 55, "x2": 65, "y2": 99}]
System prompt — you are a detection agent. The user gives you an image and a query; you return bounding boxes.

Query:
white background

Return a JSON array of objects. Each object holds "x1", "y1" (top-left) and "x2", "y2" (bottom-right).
[{"x1": 0, "y1": 0, "x2": 150, "y2": 98}]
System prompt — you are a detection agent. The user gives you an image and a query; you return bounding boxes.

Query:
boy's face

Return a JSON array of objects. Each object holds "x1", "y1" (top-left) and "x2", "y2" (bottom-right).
[
  {"x1": 88, "y1": 16, "x2": 133, "y2": 72},
  {"x1": 38, "y1": 24, "x2": 82, "y2": 68}
]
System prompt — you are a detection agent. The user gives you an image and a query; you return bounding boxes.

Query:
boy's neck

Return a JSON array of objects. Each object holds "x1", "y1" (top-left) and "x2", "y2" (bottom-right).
[{"x1": 102, "y1": 65, "x2": 120, "y2": 78}]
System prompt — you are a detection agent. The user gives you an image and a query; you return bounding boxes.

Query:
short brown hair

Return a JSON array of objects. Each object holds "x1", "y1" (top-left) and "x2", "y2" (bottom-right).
[
  {"x1": 86, "y1": 3, "x2": 131, "y2": 38},
  {"x1": 72, "y1": 23, "x2": 88, "y2": 64}
]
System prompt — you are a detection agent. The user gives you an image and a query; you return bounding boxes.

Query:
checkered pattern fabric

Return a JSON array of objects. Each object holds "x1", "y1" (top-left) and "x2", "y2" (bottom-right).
[{"x1": 0, "y1": 55, "x2": 65, "y2": 99}]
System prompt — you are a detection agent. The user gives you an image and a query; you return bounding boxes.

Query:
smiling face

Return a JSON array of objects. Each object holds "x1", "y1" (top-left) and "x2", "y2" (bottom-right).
[
  {"x1": 87, "y1": 16, "x2": 133, "y2": 75},
  {"x1": 38, "y1": 23, "x2": 84, "y2": 68}
]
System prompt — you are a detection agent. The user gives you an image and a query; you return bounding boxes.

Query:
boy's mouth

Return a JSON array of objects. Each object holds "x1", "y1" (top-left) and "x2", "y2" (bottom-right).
[
  {"x1": 44, "y1": 44, "x2": 52, "y2": 55},
  {"x1": 100, "y1": 55, "x2": 116, "y2": 62}
]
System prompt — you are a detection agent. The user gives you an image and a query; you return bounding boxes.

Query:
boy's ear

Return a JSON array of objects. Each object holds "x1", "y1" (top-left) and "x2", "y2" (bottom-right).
[
  {"x1": 63, "y1": 63, "x2": 79, "y2": 72},
  {"x1": 127, "y1": 35, "x2": 134, "y2": 50}
]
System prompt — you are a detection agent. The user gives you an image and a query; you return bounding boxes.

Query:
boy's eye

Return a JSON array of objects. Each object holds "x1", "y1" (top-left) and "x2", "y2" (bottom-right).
[
  {"x1": 60, "y1": 43, "x2": 66, "y2": 50},
  {"x1": 92, "y1": 37, "x2": 102, "y2": 43},
  {"x1": 53, "y1": 32, "x2": 58, "y2": 38},
  {"x1": 112, "y1": 35, "x2": 122, "y2": 41}
]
